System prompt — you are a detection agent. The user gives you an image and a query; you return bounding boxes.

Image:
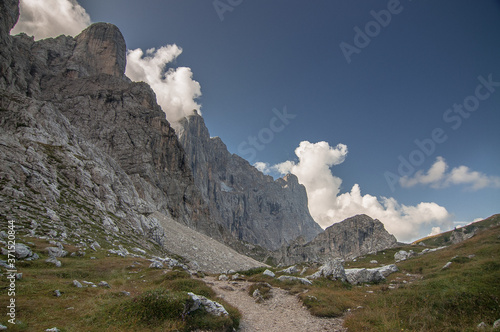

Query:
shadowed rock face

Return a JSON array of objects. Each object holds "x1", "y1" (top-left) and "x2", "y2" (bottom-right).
[
  {"x1": 175, "y1": 114, "x2": 323, "y2": 250},
  {"x1": 275, "y1": 214, "x2": 398, "y2": 265},
  {"x1": 0, "y1": 0, "x2": 19, "y2": 36}
]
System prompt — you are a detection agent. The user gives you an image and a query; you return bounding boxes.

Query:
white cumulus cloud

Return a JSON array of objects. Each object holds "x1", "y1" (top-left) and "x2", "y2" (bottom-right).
[
  {"x1": 11, "y1": 0, "x2": 91, "y2": 39},
  {"x1": 254, "y1": 162, "x2": 271, "y2": 173},
  {"x1": 400, "y1": 157, "x2": 500, "y2": 191},
  {"x1": 428, "y1": 226, "x2": 442, "y2": 237},
  {"x1": 270, "y1": 141, "x2": 453, "y2": 242},
  {"x1": 125, "y1": 46, "x2": 202, "y2": 123}
]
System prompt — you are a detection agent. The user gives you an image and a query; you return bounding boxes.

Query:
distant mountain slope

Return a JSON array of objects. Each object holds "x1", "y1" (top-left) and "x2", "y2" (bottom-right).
[
  {"x1": 275, "y1": 214, "x2": 398, "y2": 265},
  {"x1": 413, "y1": 214, "x2": 500, "y2": 247},
  {"x1": 175, "y1": 114, "x2": 323, "y2": 250}
]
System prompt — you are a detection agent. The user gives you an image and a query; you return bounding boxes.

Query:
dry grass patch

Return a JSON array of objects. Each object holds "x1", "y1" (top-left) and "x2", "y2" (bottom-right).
[{"x1": 0, "y1": 238, "x2": 241, "y2": 331}]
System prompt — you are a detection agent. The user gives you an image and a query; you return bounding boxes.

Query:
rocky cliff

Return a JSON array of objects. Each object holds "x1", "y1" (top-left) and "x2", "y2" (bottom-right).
[
  {"x1": 175, "y1": 114, "x2": 323, "y2": 250},
  {"x1": 0, "y1": 0, "x2": 314, "y2": 265},
  {"x1": 0, "y1": 0, "x2": 394, "y2": 267},
  {"x1": 0, "y1": 0, "x2": 223, "y2": 254},
  {"x1": 275, "y1": 214, "x2": 398, "y2": 265}
]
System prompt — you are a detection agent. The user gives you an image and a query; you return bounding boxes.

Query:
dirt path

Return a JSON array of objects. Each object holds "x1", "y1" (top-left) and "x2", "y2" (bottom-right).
[{"x1": 205, "y1": 277, "x2": 346, "y2": 332}]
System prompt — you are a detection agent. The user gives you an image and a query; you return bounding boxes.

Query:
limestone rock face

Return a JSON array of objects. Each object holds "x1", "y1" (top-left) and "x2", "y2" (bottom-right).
[
  {"x1": 276, "y1": 214, "x2": 397, "y2": 265},
  {"x1": 0, "y1": 1, "x2": 220, "y2": 254},
  {"x1": 70, "y1": 23, "x2": 127, "y2": 78},
  {"x1": 308, "y1": 259, "x2": 347, "y2": 281},
  {"x1": 175, "y1": 114, "x2": 323, "y2": 250}
]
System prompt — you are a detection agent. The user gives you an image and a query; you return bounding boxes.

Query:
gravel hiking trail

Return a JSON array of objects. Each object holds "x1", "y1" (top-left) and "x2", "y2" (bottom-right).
[{"x1": 205, "y1": 276, "x2": 347, "y2": 332}]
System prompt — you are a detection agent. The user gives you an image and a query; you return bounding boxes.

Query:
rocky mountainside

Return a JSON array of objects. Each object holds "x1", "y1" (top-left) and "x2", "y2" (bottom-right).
[
  {"x1": 275, "y1": 214, "x2": 398, "y2": 265},
  {"x1": 0, "y1": 0, "x2": 229, "y2": 256},
  {"x1": 0, "y1": 0, "x2": 314, "y2": 266},
  {"x1": 0, "y1": 0, "x2": 397, "y2": 269},
  {"x1": 175, "y1": 114, "x2": 322, "y2": 250}
]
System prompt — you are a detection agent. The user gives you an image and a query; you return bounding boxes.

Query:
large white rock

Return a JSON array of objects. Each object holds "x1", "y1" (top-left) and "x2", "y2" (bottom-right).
[
  {"x1": 187, "y1": 292, "x2": 229, "y2": 317},
  {"x1": 308, "y1": 259, "x2": 346, "y2": 282},
  {"x1": 263, "y1": 269, "x2": 275, "y2": 278},
  {"x1": 345, "y1": 264, "x2": 398, "y2": 285},
  {"x1": 278, "y1": 275, "x2": 313, "y2": 286}
]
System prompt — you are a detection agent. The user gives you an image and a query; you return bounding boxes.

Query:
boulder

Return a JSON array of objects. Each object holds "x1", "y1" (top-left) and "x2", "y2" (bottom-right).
[
  {"x1": 394, "y1": 250, "x2": 416, "y2": 262},
  {"x1": 376, "y1": 264, "x2": 399, "y2": 277},
  {"x1": 252, "y1": 289, "x2": 264, "y2": 303},
  {"x1": 149, "y1": 261, "x2": 163, "y2": 269},
  {"x1": 477, "y1": 322, "x2": 488, "y2": 330},
  {"x1": 442, "y1": 262, "x2": 452, "y2": 270},
  {"x1": 132, "y1": 247, "x2": 146, "y2": 255},
  {"x1": 90, "y1": 241, "x2": 101, "y2": 251},
  {"x1": 263, "y1": 269, "x2": 275, "y2": 278},
  {"x1": 82, "y1": 281, "x2": 96, "y2": 287},
  {"x1": 72, "y1": 280, "x2": 83, "y2": 288},
  {"x1": 46, "y1": 247, "x2": 68, "y2": 258},
  {"x1": 187, "y1": 292, "x2": 229, "y2": 316},
  {"x1": 279, "y1": 265, "x2": 299, "y2": 274},
  {"x1": 45, "y1": 256, "x2": 62, "y2": 267},
  {"x1": 308, "y1": 259, "x2": 346, "y2": 282},
  {"x1": 345, "y1": 268, "x2": 385, "y2": 285},
  {"x1": 98, "y1": 281, "x2": 111, "y2": 288},
  {"x1": 14, "y1": 243, "x2": 33, "y2": 259},
  {"x1": 232, "y1": 273, "x2": 245, "y2": 281},
  {"x1": 277, "y1": 275, "x2": 313, "y2": 286}
]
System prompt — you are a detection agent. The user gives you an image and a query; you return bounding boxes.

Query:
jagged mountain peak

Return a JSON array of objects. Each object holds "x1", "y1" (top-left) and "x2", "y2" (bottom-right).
[{"x1": 71, "y1": 22, "x2": 127, "y2": 78}]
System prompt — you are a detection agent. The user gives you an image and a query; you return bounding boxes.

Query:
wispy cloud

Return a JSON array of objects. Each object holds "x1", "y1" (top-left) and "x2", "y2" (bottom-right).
[
  {"x1": 267, "y1": 141, "x2": 453, "y2": 242},
  {"x1": 125, "y1": 46, "x2": 202, "y2": 123},
  {"x1": 400, "y1": 157, "x2": 500, "y2": 191},
  {"x1": 11, "y1": 0, "x2": 91, "y2": 39}
]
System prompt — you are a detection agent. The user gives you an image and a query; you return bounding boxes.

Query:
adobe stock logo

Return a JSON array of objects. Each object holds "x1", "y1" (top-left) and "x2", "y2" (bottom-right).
[
  {"x1": 339, "y1": 0, "x2": 410, "y2": 64},
  {"x1": 237, "y1": 106, "x2": 296, "y2": 163},
  {"x1": 384, "y1": 73, "x2": 499, "y2": 192},
  {"x1": 213, "y1": 0, "x2": 243, "y2": 22}
]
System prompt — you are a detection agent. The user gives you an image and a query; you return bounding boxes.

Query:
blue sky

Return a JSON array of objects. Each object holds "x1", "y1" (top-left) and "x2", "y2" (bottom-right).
[{"x1": 13, "y1": 0, "x2": 500, "y2": 241}]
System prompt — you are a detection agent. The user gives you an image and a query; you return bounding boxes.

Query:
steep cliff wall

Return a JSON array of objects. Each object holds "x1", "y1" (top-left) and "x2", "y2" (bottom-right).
[
  {"x1": 175, "y1": 114, "x2": 322, "y2": 250},
  {"x1": 0, "y1": 1, "x2": 220, "y2": 250}
]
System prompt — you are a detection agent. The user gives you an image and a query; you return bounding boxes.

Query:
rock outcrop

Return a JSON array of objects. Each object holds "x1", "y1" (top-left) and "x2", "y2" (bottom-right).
[
  {"x1": 0, "y1": 1, "x2": 224, "y2": 258},
  {"x1": 175, "y1": 114, "x2": 322, "y2": 250},
  {"x1": 308, "y1": 259, "x2": 347, "y2": 281},
  {"x1": 275, "y1": 214, "x2": 397, "y2": 265}
]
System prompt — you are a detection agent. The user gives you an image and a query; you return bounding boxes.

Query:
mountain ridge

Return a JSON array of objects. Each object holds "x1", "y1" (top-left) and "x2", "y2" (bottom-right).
[
  {"x1": 1, "y1": 0, "x2": 398, "y2": 271},
  {"x1": 274, "y1": 214, "x2": 398, "y2": 265},
  {"x1": 175, "y1": 113, "x2": 323, "y2": 250}
]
